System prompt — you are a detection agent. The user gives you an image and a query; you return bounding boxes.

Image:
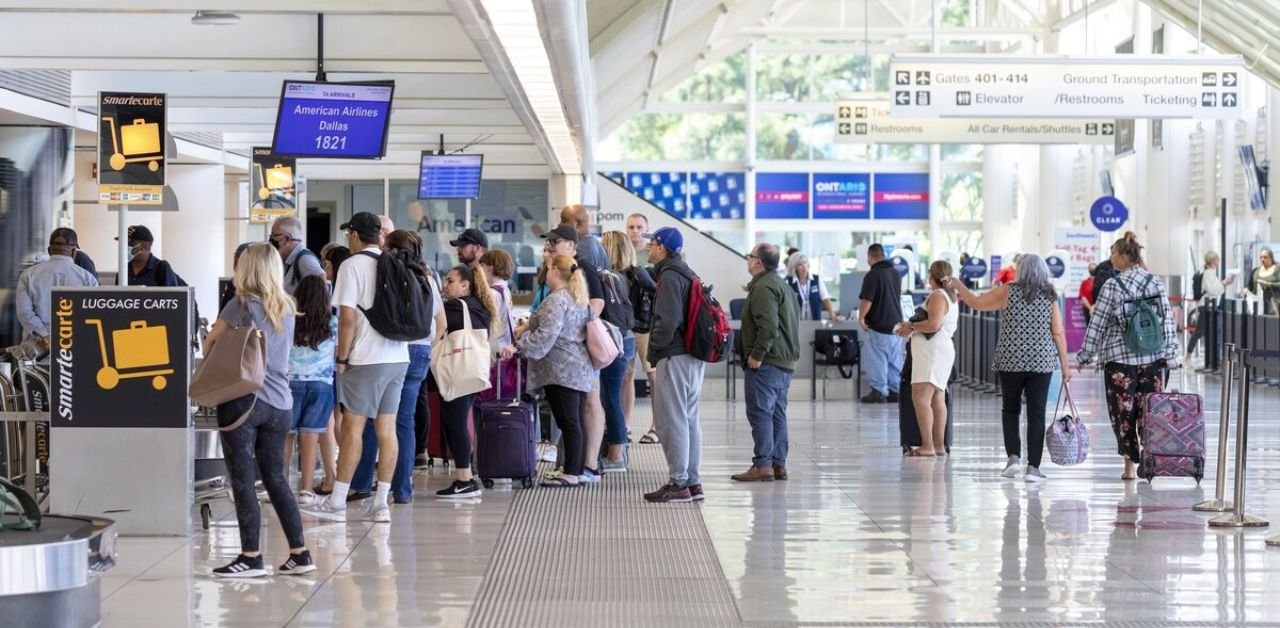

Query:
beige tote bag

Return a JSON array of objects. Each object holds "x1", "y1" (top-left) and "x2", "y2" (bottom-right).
[
  {"x1": 431, "y1": 302, "x2": 492, "y2": 401},
  {"x1": 189, "y1": 301, "x2": 267, "y2": 431}
]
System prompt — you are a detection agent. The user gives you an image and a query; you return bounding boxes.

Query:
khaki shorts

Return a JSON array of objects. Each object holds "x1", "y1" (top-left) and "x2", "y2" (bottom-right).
[{"x1": 633, "y1": 332, "x2": 654, "y2": 376}]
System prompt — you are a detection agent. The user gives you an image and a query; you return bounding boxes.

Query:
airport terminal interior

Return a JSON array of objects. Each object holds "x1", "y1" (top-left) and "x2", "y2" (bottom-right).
[{"x1": 2, "y1": 0, "x2": 1280, "y2": 626}]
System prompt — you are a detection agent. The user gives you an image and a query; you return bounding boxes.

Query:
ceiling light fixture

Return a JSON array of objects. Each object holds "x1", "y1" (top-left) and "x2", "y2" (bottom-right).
[{"x1": 191, "y1": 10, "x2": 241, "y2": 26}]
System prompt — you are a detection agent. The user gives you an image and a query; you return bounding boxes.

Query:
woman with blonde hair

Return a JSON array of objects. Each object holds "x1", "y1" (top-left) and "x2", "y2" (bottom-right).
[
  {"x1": 205, "y1": 242, "x2": 314, "y2": 578},
  {"x1": 598, "y1": 231, "x2": 653, "y2": 472},
  {"x1": 896, "y1": 260, "x2": 959, "y2": 458},
  {"x1": 500, "y1": 254, "x2": 593, "y2": 486},
  {"x1": 431, "y1": 264, "x2": 500, "y2": 498}
]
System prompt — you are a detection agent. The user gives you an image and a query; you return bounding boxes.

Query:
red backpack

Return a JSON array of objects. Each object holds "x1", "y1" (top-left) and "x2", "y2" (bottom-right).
[{"x1": 659, "y1": 265, "x2": 732, "y2": 363}]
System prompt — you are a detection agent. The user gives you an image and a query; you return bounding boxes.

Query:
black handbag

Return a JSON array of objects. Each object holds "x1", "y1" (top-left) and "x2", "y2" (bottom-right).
[{"x1": 909, "y1": 306, "x2": 937, "y2": 340}]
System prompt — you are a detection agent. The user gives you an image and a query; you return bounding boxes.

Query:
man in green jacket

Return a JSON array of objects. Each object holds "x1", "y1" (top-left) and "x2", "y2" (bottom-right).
[{"x1": 733, "y1": 243, "x2": 800, "y2": 482}]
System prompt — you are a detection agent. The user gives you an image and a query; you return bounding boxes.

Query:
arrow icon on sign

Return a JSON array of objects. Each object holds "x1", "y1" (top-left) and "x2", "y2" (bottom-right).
[
  {"x1": 1223, "y1": 72, "x2": 1238, "y2": 87},
  {"x1": 1223, "y1": 92, "x2": 1238, "y2": 107},
  {"x1": 895, "y1": 91, "x2": 911, "y2": 105}
]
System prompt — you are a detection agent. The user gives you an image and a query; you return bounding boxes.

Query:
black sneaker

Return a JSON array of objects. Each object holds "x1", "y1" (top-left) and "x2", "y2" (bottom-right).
[
  {"x1": 414, "y1": 456, "x2": 429, "y2": 470},
  {"x1": 212, "y1": 554, "x2": 267, "y2": 578},
  {"x1": 886, "y1": 391, "x2": 900, "y2": 403},
  {"x1": 436, "y1": 479, "x2": 482, "y2": 499},
  {"x1": 346, "y1": 490, "x2": 372, "y2": 503},
  {"x1": 687, "y1": 484, "x2": 705, "y2": 502},
  {"x1": 860, "y1": 390, "x2": 886, "y2": 404},
  {"x1": 644, "y1": 482, "x2": 693, "y2": 503},
  {"x1": 393, "y1": 495, "x2": 413, "y2": 505},
  {"x1": 278, "y1": 550, "x2": 316, "y2": 576}
]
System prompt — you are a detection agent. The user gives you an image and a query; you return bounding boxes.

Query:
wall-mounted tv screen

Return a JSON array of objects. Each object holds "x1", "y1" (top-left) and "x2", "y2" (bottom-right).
[
  {"x1": 1239, "y1": 145, "x2": 1266, "y2": 211},
  {"x1": 271, "y1": 80, "x2": 394, "y2": 159},
  {"x1": 418, "y1": 153, "x2": 483, "y2": 199}
]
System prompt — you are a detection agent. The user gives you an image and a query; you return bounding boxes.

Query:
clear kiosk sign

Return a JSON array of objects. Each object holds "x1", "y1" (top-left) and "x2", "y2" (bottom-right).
[{"x1": 888, "y1": 54, "x2": 1245, "y2": 119}]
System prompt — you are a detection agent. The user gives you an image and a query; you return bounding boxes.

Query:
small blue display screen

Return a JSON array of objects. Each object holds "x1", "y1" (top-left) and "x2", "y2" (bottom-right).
[{"x1": 419, "y1": 154, "x2": 483, "y2": 199}]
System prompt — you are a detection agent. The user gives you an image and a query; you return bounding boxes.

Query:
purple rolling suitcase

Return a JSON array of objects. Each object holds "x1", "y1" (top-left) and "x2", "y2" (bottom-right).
[
  {"x1": 475, "y1": 359, "x2": 538, "y2": 489},
  {"x1": 1139, "y1": 390, "x2": 1205, "y2": 484}
]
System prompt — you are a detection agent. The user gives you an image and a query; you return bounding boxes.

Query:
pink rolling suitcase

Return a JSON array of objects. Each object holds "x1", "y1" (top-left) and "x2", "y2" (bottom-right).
[{"x1": 1139, "y1": 390, "x2": 1205, "y2": 484}]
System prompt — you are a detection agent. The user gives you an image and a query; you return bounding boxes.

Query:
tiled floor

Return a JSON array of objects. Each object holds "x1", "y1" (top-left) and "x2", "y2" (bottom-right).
[{"x1": 101, "y1": 369, "x2": 1280, "y2": 626}]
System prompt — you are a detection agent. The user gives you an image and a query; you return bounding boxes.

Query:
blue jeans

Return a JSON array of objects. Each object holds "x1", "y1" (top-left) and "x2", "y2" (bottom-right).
[
  {"x1": 352, "y1": 345, "x2": 430, "y2": 499},
  {"x1": 862, "y1": 330, "x2": 903, "y2": 396},
  {"x1": 743, "y1": 363, "x2": 793, "y2": 468},
  {"x1": 600, "y1": 336, "x2": 636, "y2": 446},
  {"x1": 289, "y1": 380, "x2": 334, "y2": 433}
]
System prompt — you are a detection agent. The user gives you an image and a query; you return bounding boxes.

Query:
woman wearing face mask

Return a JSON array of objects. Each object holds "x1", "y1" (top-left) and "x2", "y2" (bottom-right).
[{"x1": 431, "y1": 265, "x2": 500, "y2": 499}]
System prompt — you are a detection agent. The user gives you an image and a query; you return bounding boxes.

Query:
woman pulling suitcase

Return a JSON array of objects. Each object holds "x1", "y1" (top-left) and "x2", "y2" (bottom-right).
[{"x1": 498, "y1": 254, "x2": 593, "y2": 487}]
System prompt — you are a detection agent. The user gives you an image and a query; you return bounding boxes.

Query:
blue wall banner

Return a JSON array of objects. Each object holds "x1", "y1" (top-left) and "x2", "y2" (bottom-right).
[
  {"x1": 811, "y1": 173, "x2": 871, "y2": 219},
  {"x1": 688, "y1": 172, "x2": 745, "y2": 219},
  {"x1": 755, "y1": 173, "x2": 810, "y2": 219},
  {"x1": 625, "y1": 171, "x2": 688, "y2": 218},
  {"x1": 1089, "y1": 196, "x2": 1128, "y2": 232},
  {"x1": 961, "y1": 257, "x2": 987, "y2": 279},
  {"x1": 1046, "y1": 255, "x2": 1066, "y2": 278},
  {"x1": 872, "y1": 173, "x2": 930, "y2": 220}
]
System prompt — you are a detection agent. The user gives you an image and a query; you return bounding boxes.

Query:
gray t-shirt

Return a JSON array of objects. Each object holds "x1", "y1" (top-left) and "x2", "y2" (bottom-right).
[{"x1": 218, "y1": 297, "x2": 295, "y2": 411}]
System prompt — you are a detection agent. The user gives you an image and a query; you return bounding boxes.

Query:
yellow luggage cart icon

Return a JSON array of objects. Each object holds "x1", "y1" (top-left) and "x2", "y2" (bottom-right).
[
  {"x1": 102, "y1": 116, "x2": 163, "y2": 172},
  {"x1": 257, "y1": 163, "x2": 294, "y2": 200},
  {"x1": 86, "y1": 319, "x2": 174, "y2": 391}
]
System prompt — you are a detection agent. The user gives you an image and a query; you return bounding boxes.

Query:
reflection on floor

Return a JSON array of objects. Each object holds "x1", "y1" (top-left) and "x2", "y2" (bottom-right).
[{"x1": 102, "y1": 370, "x2": 1280, "y2": 626}]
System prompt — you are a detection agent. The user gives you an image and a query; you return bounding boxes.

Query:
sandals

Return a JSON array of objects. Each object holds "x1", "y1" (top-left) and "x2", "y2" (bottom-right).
[
  {"x1": 904, "y1": 448, "x2": 935, "y2": 458},
  {"x1": 639, "y1": 430, "x2": 660, "y2": 445},
  {"x1": 540, "y1": 476, "x2": 581, "y2": 488}
]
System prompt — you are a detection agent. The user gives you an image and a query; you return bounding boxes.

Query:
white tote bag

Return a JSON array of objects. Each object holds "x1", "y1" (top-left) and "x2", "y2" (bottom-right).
[{"x1": 430, "y1": 302, "x2": 492, "y2": 401}]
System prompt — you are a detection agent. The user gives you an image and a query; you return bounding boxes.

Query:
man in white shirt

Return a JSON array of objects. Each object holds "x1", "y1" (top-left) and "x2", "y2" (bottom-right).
[{"x1": 301, "y1": 212, "x2": 408, "y2": 524}]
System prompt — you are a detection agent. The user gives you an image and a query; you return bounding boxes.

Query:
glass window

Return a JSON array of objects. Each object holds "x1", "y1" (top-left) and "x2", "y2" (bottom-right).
[
  {"x1": 606, "y1": 113, "x2": 745, "y2": 161},
  {"x1": 756, "y1": 113, "x2": 814, "y2": 160},
  {"x1": 658, "y1": 52, "x2": 746, "y2": 104},
  {"x1": 941, "y1": 144, "x2": 984, "y2": 161},
  {"x1": 940, "y1": 172, "x2": 984, "y2": 222}
]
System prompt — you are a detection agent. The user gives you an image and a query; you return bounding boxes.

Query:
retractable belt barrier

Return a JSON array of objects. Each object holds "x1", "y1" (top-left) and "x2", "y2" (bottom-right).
[
  {"x1": 1206, "y1": 347, "x2": 1279, "y2": 530},
  {"x1": 1199, "y1": 299, "x2": 1280, "y2": 385},
  {"x1": 954, "y1": 304, "x2": 1000, "y2": 395}
]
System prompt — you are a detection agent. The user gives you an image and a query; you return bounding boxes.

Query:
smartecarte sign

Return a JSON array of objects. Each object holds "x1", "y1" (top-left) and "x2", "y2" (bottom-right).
[
  {"x1": 49, "y1": 288, "x2": 190, "y2": 429},
  {"x1": 888, "y1": 54, "x2": 1245, "y2": 119}
]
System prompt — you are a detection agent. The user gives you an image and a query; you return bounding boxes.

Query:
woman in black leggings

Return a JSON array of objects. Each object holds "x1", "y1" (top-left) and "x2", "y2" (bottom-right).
[
  {"x1": 205, "y1": 243, "x2": 314, "y2": 578},
  {"x1": 433, "y1": 265, "x2": 497, "y2": 499}
]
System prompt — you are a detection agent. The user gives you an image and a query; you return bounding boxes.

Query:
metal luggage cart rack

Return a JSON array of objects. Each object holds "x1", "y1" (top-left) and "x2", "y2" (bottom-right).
[
  {"x1": 193, "y1": 406, "x2": 231, "y2": 530},
  {"x1": 1, "y1": 346, "x2": 51, "y2": 507}
]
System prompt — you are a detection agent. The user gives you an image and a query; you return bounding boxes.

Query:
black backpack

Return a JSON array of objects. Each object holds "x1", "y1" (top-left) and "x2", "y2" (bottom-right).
[
  {"x1": 627, "y1": 267, "x2": 655, "y2": 333},
  {"x1": 599, "y1": 268, "x2": 636, "y2": 333},
  {"x1": 1192, "y1": 271, "x2": 1205, "y2": 301},
  {"x1": 356, "y1": 250, "x2": 432, "y2": 341}
]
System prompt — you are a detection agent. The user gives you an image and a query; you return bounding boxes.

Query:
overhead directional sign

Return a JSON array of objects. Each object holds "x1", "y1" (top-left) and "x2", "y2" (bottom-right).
[
  {"x1": 888, "y1": 54, "x2": 1245, "y2": 119},
  {"x1": 835, "y1": 100, "x2": 1113, "y2": 144}
]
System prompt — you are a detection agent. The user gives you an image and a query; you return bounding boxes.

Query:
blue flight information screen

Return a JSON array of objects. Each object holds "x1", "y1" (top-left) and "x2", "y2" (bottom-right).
[
  {"x1": 418, "y1": 154, "x2": 483, "y2": 199},
  {"x1": 272, "y1": 81, "x2": 394, "y2": 159}
]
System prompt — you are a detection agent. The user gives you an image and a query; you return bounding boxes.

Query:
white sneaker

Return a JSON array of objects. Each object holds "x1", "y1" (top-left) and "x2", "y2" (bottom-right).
[
  {"x1": 538, "y1": 443, "x2": 558, "y2": 463},
  {"x1": 1024, "y1": 467, "x2": 1047, "y2": 483},
  {"x1": 299, "y1": 496, "x2": 347, "y2": 522},
  {"x1": 1000, "y1": 456, "x2": 1021, "y2": 478},
  {"x1": 364, "y1": 503, "x2": 391, "y2": 523},
  {"x1": 296, "y1": 490, "x2": 318, "y2": 507}
]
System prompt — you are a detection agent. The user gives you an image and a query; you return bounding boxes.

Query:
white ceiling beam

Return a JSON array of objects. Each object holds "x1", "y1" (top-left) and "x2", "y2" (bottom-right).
[
  {"x1": 589, "y1": 0, "x2": 662, "y2": 55},
  {"x1": 739, "y1": 26, "x2": 1044, "y2": 39},
  {"x1": 1050, "y1": 0, "x2": 1120, "y2": 31},
  {"x1": 876, "y1": 0, "x2": 911, "y2": 27},
  {"x1": 0, "y1": 1, "x2": 446, "y2": 13}
]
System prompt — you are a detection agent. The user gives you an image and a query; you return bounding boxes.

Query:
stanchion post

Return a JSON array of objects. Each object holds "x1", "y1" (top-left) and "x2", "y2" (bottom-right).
[
  {"x1": 1194, "y1": 342, "x2": 1235, "y2": 512},
  {"x1": 1209, "y1": 349, "x2": 1269, "y2": 528}
]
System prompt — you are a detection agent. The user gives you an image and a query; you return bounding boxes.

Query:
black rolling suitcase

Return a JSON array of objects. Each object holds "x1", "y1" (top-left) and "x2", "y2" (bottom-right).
[
  {"x1": 475, "y1": 359, "x2": 538, "y2": 489},
  {"x1": 898, "y1": 339, "x2": 956, "y2": 454}
]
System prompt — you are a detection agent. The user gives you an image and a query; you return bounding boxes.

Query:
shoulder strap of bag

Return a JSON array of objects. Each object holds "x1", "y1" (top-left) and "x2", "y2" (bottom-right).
[{"x1": 1052, "y1": 381, "x2": 1080, "y2": 424}]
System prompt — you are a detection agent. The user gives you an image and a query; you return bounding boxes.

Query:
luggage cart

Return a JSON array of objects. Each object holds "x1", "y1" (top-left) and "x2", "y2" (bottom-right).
[
  {"x1": 193, "y1": 408, "x2": 231, "y2": 530},
  {"x1": 101, "y1": 116, "x2": 163, "y2": 172},
  {"x1": 86, "y1": 319, "x2": 174, "y2": 390}
]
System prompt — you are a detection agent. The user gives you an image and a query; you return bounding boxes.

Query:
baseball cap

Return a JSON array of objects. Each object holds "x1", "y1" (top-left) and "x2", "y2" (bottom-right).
[
  {"x1": 540, "y1": 224, "x2": 578, "y2": 244},
  {"x1": 49, "y1": 228, "x2": 80, "y2": 247},
  {"x1": 450, "y1": 228, "x2": 489, "y2": 249},
  {"x1": 643, "y1": 226, "x2": 683, "y2": 254},
  {"x1": 115, "y1": 225, "x2": 153, "y2": 243},
  {"x1": 339, "y1": 212, "x2": 382, "y2": 239}
]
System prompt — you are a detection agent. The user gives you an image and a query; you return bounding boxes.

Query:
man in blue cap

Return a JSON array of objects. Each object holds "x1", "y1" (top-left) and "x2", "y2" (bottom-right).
[{"x1": 642, "y1": 226, "x2": 707, "y2": 503}]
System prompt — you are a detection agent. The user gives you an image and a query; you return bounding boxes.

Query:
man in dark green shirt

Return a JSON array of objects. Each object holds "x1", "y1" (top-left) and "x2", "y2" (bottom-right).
[{"x1": 733, "y1": 243, "x2": 800, "y2": 482}]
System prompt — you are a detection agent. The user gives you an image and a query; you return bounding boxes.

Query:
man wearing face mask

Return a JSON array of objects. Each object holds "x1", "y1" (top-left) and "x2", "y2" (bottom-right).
[
  {"x1": 270, "y1": 216, "x2": 324, "y2": 294},
  {"x1": 122, "y1": 225, "x2": 183, "y2": 287}
]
